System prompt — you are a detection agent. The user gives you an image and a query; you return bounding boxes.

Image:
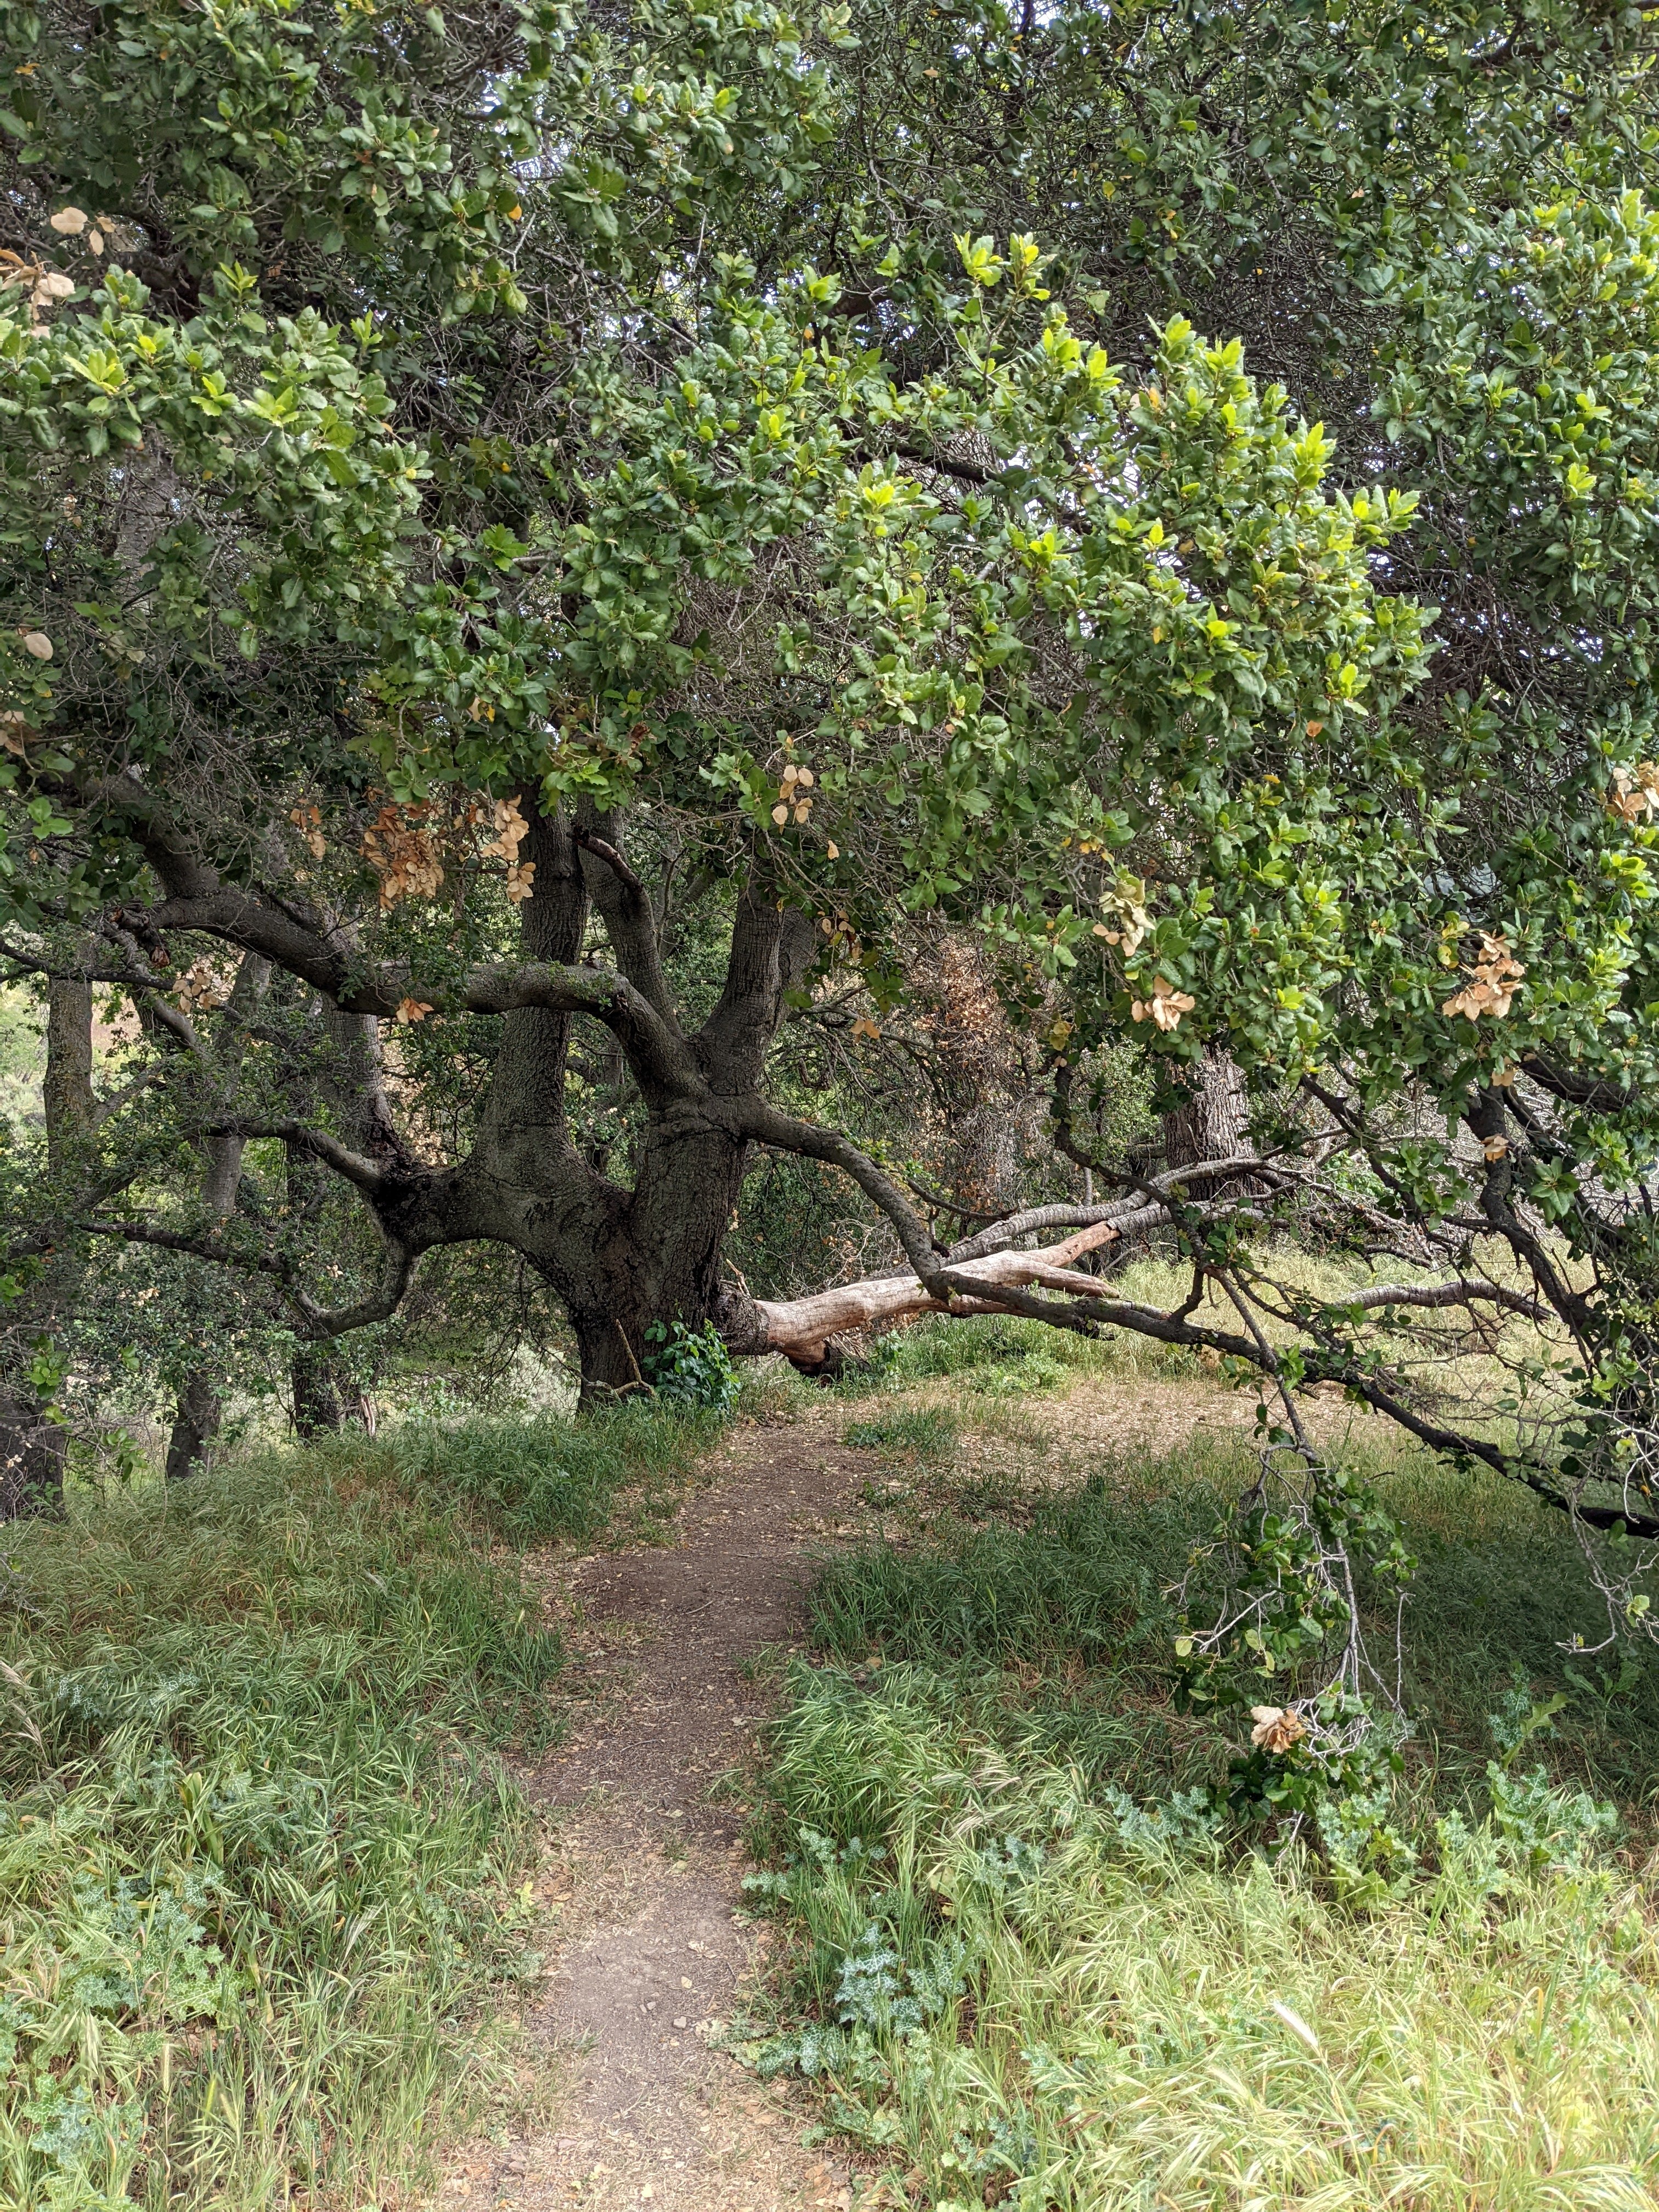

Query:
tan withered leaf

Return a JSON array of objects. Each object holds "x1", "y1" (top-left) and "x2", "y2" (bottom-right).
[
  {"x1": 1250, "y1": 1705, "x2": 1307, "y2": 1753},
  {"x1": 1442, "y1": 931, "x2": 1525, "y2": 1023},
  {"x1": 1131, "y1": 974, "x2": 1197, "y2": 1032}
]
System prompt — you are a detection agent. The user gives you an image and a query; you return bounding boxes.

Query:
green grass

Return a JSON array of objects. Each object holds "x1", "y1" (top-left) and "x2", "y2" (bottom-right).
[
  {"x1": 855, "y1": 1311, "x2": 1176, "y2": 1391},
  {"x1": 744, "y1": 1434, "x2": 1659, "y2": 2207},
  {"x1": 0, "y1": 1442, "x2": 565, "y2": 2210},
  {"x1": 392, "y1": 1393, "x2": 720, "y2": 1543},
  {"x1": 843, "y1": 1408, "x2": 961, "y2": 1463},
  {"x1": 747, "y1": 1663, "x2": 1659, "y2": 2210},
  {"x1": 809, "y1": 1433, "x2": 1659, "y2": 1801},
  {"x1": 810, "y1": 1478, "x2": 1188, "y2": 1670}
]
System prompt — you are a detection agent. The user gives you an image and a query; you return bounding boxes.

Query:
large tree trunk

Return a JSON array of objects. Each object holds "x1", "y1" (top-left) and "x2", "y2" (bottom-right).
[
  {"x1": 458, "y1": 812, "x2": 795, "y2": 1401},
  {"x1": 546, "y1": 1116, "x2": 754, "y2": 1397},
  {"x1": 1161, "y1": 1043, "x2": 1255, "y2": 1187},
  {"x1": 0, "y1": 1401, "x2": 66, "y2": 1519},
  {"x1": 1, "y1": 969, "x2": 97, "y2": 1519},
  {"x1": 291, "y1": 1341, "x2": 344, "y2": 1437},
  {"x1": 167, "y1": 1119, "x2": 253, "y2": 1477},
  {"x1": 164, "y1": 1367, "x2": 223, "y2": 1482},
  {"x1": 44, "y1": 973, "x2": 94, "y2": 1181}
]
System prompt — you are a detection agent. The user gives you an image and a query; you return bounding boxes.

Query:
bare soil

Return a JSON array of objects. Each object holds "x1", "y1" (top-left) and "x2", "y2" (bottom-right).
[{"x1": 435, "y1": 1413, "x2": 874, "y2": 2212}]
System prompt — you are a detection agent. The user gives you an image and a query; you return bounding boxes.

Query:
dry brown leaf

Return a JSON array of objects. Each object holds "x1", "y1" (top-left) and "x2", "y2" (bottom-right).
[
  {"x1": 1250, "y1": 1705, "x2": 1307, "y2": 1753},
  {"x1": 1442, "y1": 932, "x2": 1525, "y2": 1022},
  {"x1": 1131, "y1": 974, "x2": 1197, "y2": 1032}
]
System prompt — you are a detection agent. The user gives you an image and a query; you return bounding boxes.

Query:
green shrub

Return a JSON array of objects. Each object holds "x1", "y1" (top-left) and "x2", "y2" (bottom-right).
[{"x1": 642, "y1": 1318, "x2": 741, "y2": 1411}]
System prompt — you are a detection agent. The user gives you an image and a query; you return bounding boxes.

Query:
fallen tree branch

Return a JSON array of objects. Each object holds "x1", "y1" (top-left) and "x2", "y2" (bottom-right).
[{"x1": 752, "y1": 1218, "x2": 1125, "y2": 1363}]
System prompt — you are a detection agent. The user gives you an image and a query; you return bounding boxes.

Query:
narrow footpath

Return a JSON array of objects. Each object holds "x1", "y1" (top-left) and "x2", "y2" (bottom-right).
[{"x1": 438, "y1": 1415, "x2": 872, "y2": 2212}]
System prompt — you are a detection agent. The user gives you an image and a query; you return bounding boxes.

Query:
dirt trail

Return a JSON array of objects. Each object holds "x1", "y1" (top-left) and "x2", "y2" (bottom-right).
[
  {"x1": 439, "y1": 1416, "x2": 871, "y2": 2212},
  {"x1": 433, "y1": 1372, "x2": 1279, "y2": 2212}
]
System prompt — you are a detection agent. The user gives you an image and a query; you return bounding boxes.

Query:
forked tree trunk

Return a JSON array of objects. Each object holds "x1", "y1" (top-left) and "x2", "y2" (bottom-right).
[
  {"x1": 136, "y1": 788, "x2": 1157, "y2": 1407},
  {"x1": 545, "y1": 1119, "x2": 755, "y2": 1397}
]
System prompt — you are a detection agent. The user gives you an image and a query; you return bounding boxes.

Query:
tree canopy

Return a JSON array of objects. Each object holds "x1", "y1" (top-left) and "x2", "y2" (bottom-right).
[{"x1": 5, "y1": 0, "x2": 1659, "y2": 1586}]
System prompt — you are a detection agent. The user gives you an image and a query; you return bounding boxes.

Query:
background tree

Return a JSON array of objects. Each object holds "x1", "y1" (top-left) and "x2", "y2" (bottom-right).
[{"x1": 4, "y1": 0, "x2": 1659, "y2": 1576}]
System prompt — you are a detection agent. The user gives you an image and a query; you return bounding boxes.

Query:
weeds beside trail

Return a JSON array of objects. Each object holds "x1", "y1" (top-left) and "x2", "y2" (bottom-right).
[
  {"x1": 751, "y1": 1668, "x2": 1659, "y2": 2209},
  {"x1": 740, "y1": 1317, "x2": 1659, "y2": 2210},
  {"x1": 392, "y1": 1396, "x2": 723, "y2": 1544},
  {"x1": 0, "y1": 1402, "x2": 713, "y2": 2212}
]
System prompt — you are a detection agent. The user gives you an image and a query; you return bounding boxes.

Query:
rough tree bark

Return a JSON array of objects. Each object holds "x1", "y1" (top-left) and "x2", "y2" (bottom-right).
[
  {"x1": 1, "y1": 969, "x2": 94, "y2": 1516},
  {"x1": 164, "y1": 1367, "x2": 225, "y2": 1483},
  {"x1": 165, "y1": 953, "x2": 269, "y2": 1478},
  {"x1": 1161, "y1": 1042, "x2": 1255, "y2": 1187}
]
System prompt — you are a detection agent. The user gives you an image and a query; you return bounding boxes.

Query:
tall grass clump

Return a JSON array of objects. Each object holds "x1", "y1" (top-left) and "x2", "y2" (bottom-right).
[
  {"x1": 392, "y1": 1393, "x2": 719, "y2": 1542},
  {"x1": 0, "y1": 1443, "x2": 563, "y2": 2210},
  {"x1": 746, "y1": 1437, "x2": 1659, "y2": 2205},
  {"x1": 810, "y1": 1479, "x2": 1195, "y2": 1673},
  {"x1": 745, "y1": 1661, "x2": 1659, "y2": 2210},
  {"x1": 851, "y1": 1302, "x2": 1213, "y2": 1397}
]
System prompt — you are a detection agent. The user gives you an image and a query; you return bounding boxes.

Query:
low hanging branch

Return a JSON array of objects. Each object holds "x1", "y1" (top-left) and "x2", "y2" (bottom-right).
[{"x1": 735, "y1": 1116, "x2": 1276, "y2": 1367}]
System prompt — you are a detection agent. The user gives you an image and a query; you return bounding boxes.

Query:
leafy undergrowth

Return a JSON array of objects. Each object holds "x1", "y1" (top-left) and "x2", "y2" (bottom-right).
[
  {"x1": 744, "y1": 1436, "x2": 1659, "y2": 2208},
  {"x1": 0, "y1": 1447, "x2": 565, "y2": 2211}
]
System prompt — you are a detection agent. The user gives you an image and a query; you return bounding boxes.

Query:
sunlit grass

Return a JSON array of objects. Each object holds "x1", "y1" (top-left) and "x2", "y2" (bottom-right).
[
  {"x1": 391, "y1": 1392, "x2": 721, "y2": 1544},
  {"x1": 753, "y1": 1662, "x2": 1659, "y2": 2209}
]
